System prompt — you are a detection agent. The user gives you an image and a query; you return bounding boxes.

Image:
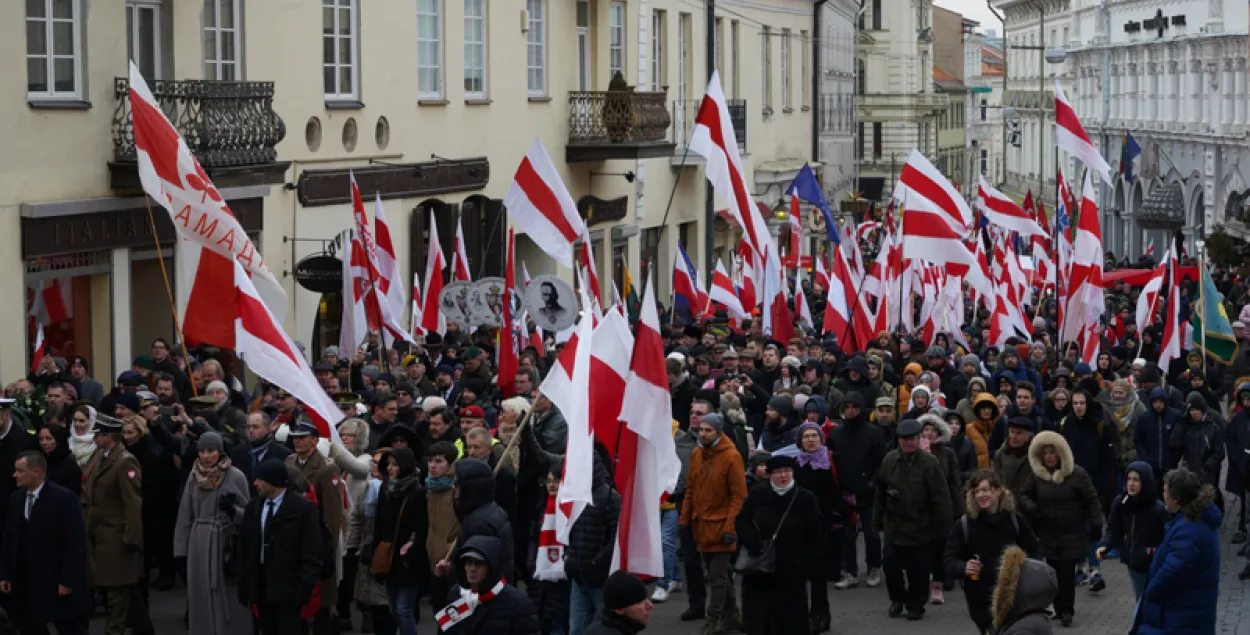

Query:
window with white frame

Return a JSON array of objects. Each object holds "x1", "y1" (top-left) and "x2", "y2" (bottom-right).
[
  {"x1": 127, "y1": 0, "x2": 162, "y2": 82},
  {"x1": 609, "y1": 2, "x2": 626, "y2": 80},
  {"x1": 417, "y1": 0, "x2": 443, "y2": 99},
  {"x1": 27, "y1": 0, "x2": 83, "y2": 98},
  {"x1": 781, "y1": 29, "x2": 790, "y2": 110},
  {"x1": 323, "y1": 0, "x2": 358, "y2": 100},
  {"x1": 715, "y1": 18, "x2": 723, "y2": 75},
  {"x1": 463, "y1": 0, "x2": 486, "y2": 98},
  {"x1": 800, "y1": 30, "x2": 808, "y2": 108},
  {"x1": 651, "y1": 11, "x2": 664, "y2": 91},
  {"x1": 678, "y1": 13, "x2": 689, "y2": 99},
  {"x1": 762, "y1": 26, "x2": 772, "y2": 110},
  {"x1": 526, "y1": 0, "x2": 546, "y2": 95},
  {"x1": 203, "y1": 0, "x2": 241, "y2": 80}
]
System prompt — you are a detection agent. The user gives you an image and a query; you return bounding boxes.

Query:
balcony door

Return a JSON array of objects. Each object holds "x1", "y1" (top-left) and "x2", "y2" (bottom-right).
[
  {"x1": 126, "y1": 0, "x2": 162, "y2": 81},
  {"x1": 576, "y1": 0, "x2": 590, "y2": 91}
]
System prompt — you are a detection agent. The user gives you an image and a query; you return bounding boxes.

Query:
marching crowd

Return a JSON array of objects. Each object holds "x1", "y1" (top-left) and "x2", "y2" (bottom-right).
[{"x1": 1, "y1": 256, "x2": 1248, "y2": 635}]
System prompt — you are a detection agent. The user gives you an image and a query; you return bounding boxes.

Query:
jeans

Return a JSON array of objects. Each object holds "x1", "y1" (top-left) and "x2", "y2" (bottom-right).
[
  {"x1": 1128, "y1": 569, "x2": 1148, "y2": 602},
  {"x1": 546, "y1": 622, "x2": 567, "y2": 635},
  {"x1": 386, "y1": 583, "x2": 420, "y2": 635},
  {"x1": 883, "y1": 542, "x2": 931, "y2": 613},
  {"x1": 569, "y1": 580, "x2": 604, "y2": 635},
  {"x1": 659, "y1": 509, "x2": 682, "y2": 587},
  {"x1": 1086, "y1": 539, "x2": 1101, "y2": 570},
  {"x1": 842, "y1": 500, "x2": 882, "y2": 576}
]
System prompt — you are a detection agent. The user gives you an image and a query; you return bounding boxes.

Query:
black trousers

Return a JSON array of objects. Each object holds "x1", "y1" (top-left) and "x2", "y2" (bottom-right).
[
  {"x1": 337, "y1": 555, "x2": 357, "y2": 617},
  {"x1": 808, "y1": 526, "x2": 843, "y2": 617},
  {"x1": 256, "y1": 601, "x2": 304, "y2": 635},
  {"x1": 681, "y1": 524, "x2": 707, "y2": 610},
  {"x1": 1046, "y1": 558, "x2": 1080, "y2": 617},
  {"x1": 929, "y1": 539, "x2": 947, "y2": 583},
  {"x1": 18, "y1": 619, "x2": 88, "y2": 635},
  {"x1": 883, "y1": 542, "x2": 931, "y2": 613}
]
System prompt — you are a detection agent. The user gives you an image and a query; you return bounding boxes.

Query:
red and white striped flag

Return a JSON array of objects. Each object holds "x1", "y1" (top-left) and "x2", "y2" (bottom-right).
[
  {"x1": 409, "y1": 272, "x2": 424, "y2": 338},
  {"x1": 30, "y1": 322, "x2": 46, "y2": 372},
  {"x1": 579, "y1": 236, "x2": 604, "y2": 317},
  {"x1": 543, "y1": 285, "x2": 596, "y2": 542},
  {"x1": 736, "y1": 241, "x2": 759, "y2": 313},
  {"x1": 896, "y1": 151, "x2": 990, "y2": 297},
  {"x1": 452, "y1": 215, "x2": 472, "y2": 282},
  {"x1": 1157, "y1": 239, "x2": 1182, "y2": 371},
  {"x1": 1054, "y1": 80, "x2": 1113, "y2": 182},
  {"x1": 709, "y1": 259, "x2": 747, "y2": 321},
  {"x1": 978, "y1": 176, "x2": 1046, "y2": 237},
  {"x1": 1061, "y1": 172, "x2": 1105, "y2": 363},
  {"x1": 128, "y1": 62, "x2": 285, "y2": 347},
  {"x1": 504, "y1": 139, "x2": 585, "y2": 269},
  {"x1": 497, "y1": 228, "x2": 520, "y2": 398},
  {"x1": 350, "y1": 178, "x2": 411, "y2": 347},
  {"x1": 373, "y1": 193, "x2": 406, "y2": 320},
  {"x1": 420, "y1": 211, "x2": 448, "y2": 336},
  {"x1": 690, "y1": 71, "x2": 779, "y2": 272},
  {"x1": 339, "y1": 229, "x2": 368, "y2": 352},
  {"x1": 613, "y1": 273, "x2": 681, "y2": 576},
  {"x1": 28, "y1": 278, "x2": 72, "y2": 326},
  {"x1": 1136, "y1": 253, "x2": 1168, "y2": 330},
  {"x1": 1143, "y1": 239, "x2": 1156, "y2": 258}
]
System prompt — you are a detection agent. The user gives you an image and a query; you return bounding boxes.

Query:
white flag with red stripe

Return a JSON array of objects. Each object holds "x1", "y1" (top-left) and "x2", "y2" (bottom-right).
[
  {"x1": 233, "y1": 259, "x2": 344, "y2": 443},
  {"x1": 1158, "y1": 240, "x2": 1182, "y2": 371},
  {"x1": 1054, "y1": 80, "x2": 1113, "y2": 182},
  {"x1": 373, "y1": 194, "x2": 406, "y2": 320},
  {"x1": 30, "y1": 322, "x2": 46, "y2": 373},
  {"x1": 128, "y1": 62, "x2": 285, "y2": 348},
  {"x1": 339, "y1": 229, "x2": 369, "y2": 352},
  {"x1": 452, "y1": 215, "x2": 473, "y2": 282},
  {"x1": 613, "y1": 273, "x2": 681, "y2": 576},
  {"x1": 28, "y1": 278, "x2": 72, "y2": 326},
  {"x1": 977, "y1": 176, "x2": 1046, "y2": 237},
  {"x1": 409, "y1": 273, "x2": 424, "y2": 338},
  {"x1": 709, "y1": 259, "x2": 747, "y2": 321},
  {"x1": 737, "y1": 242, "x2": 760, "y2": 313},
  {"x1": 1143, "y1": 239, "x2": 1155, "y2": 258},
  {"x1": 1061, "y1": 172, "x2": 1104, "y2": 360},
  {"x1": 504, "y1": 139, "x2": 585, "y2": 268},
  {"x1": 1136, "y1": 254, "x2": 1168, "y2": 331},
  {"x1": 897, "y1": 151, "x2": 990, "y2": 297},
  {"x1": 421, "y1": 211, "x2": 448, "y2": 336},
  {"x1": 544, "y1": 285, "x2": 596, "y2": 542},
  {"x1": 690, "y1": 71, "x2": 780, "y2": 272},
  {"x1": 350, "y1": 178, "x2": 412, "y2": 347}
]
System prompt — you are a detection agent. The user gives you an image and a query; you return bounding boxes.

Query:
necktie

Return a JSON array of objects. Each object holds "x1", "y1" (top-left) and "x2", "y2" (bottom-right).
[
  {"x1": 262, "y1": 500, "x2": 276, "y2": 563},
  {"x1": 25, "y1": 493, "x2": 34, "y2": 520}
]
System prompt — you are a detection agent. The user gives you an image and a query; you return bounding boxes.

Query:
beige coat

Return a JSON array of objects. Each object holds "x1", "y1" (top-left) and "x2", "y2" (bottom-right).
[{"x1": 83, "y1": 446, "x2": 145, "y2": 587}]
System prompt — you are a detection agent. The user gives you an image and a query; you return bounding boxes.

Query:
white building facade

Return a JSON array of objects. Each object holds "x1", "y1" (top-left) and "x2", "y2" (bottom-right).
[
  {"x1": 818, "y1": 0, "x2": 860, "y2": 205},
  {"x1": 965, "y1": 28, "x2": 1005, "y2": 190},
  {"x1": 1067, "y1": 0, "x2": 1250, "y2": 257}
]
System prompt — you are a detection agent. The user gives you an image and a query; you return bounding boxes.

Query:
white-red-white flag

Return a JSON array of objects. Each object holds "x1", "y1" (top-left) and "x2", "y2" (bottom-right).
[
  {"x1": 373, "y1": 193, "x2": 407, "y2": 319},
  {"x1": 338, "y1": 229, "x2": 368, "y2": 352},
  {"x1": 1061, "y1": 172, "x2": 1104, "y2": 362},
  {"x1": 128, "y1": 62, "x2": 284, "y2": 347},
  {"x1": 409, "y1": 272, "x2": 424, "y2": 338},
  {"x1": 708, "y1": 259, "x2": 747, "y2": 321},
  {"x1": 504, "y1": 138, "x2": 585, "y2": 268},
  {"x1": 1136, "y1": 253, "x2": 1168, "y2": 331},
  {"x1": 613, "y1": 273, "x2": 681, "y2": 576},
  {"x1": 30, "y1": 322, "x2": 46, "y2": 373},
  {"x1": 690, "y1": 71, "x2": 779, "y2": 272},
  {"x1": 1157, "y1": 240, "x2": 1182, "y2": 371},
  {"x1": 977, "y1": 176, "x2": 1046, "y2": 237},
  {"x1": 546, "y1": 286, "x2": 596, "y2": 542},
  {"x1": 1143, "y1": 239, "x2": 1156, "y2": 258},
  {"x1": 233, "y1": 259, "x2": 343, "y2": 443},
  {"x1": 897, "y1": 152, "x2": 990, "y2": 297},
  {"x1": 1055, "y1": 80, "x2": 1113, "y2": 182},
  {"x1": 737, "y1": 241, "x2": 760, "y2": 313},
  {"x1": 28, "y1": 278, "x2": 72, "y2": 327},
  {"x1": 350, "y1": 178, "x2": 412, "y2": 347},
  {"x1": 894, "y1": 149, "x2": 974, "y2": 235},
  {"x1": 421, "y1": 211, "x2": 448, "y2": 336},
  {"x1": 452, "y1": 215, "x2": 472, "y2": 282},
  {"x1": 497, "y1": 228, "x2": 520, "y2": 398}
]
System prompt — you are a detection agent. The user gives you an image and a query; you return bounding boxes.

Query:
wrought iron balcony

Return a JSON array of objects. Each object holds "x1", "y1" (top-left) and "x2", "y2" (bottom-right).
[
  {"x1": 671, "y1": 98, "x2": 746, "y2": 166},
  {"x1": 566, "y1": 76, "x2": 674, "y2": 163},
  {"x1": 109, "y1": 77, "x2": 289, "y2": 190}
]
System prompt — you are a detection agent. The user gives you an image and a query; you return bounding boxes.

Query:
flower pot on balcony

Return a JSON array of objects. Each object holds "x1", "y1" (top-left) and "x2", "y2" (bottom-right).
[{"x1": 603, "y1": 72, "x2": 636, "y2": 143}]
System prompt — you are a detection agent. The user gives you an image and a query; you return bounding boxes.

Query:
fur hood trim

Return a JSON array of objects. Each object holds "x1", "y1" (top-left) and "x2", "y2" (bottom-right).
[
  {"x1": 1183, "y1": 485, "x2": 1216, "y2": 522},
  {"x1": 919, "y1": 413, "x2": 951, "y2": 444},
  {"x1": 991, "y1": 545, "x2": 1027, "y2": 628},
  {"x1": 1027, "y1": 430, "x2": 1074, "y2": 483},
  {"x1": 966, "y1": 486, "x2": 1017, "y2": 519}
]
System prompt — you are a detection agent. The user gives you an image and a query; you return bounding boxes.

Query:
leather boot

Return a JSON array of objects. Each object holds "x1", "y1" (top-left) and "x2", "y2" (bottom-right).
[{"x1": 717, "y1": 605, "x2": 745, "y2": 633}]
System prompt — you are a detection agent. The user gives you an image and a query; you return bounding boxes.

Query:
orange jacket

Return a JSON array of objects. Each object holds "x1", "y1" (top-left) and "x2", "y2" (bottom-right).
[{"x1": 679, "y1": 434, "x2": 747, "y2": 553}]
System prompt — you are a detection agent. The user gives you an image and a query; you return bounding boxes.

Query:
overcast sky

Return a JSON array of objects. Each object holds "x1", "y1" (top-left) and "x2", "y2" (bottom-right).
[{"x1": 937, "y1": 0, "x2": 1002, "y2": 36}]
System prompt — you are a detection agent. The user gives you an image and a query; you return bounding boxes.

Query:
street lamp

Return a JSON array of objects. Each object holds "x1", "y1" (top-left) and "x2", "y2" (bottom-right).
[{"x1": 1039, "y1": 48, "x2": 1067, "y2": 205}]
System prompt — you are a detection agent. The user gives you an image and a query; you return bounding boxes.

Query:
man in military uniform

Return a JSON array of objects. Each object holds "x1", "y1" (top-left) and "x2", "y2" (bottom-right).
[
  {"x1": 82, "y1": 414, "x2": 153, "y2": 635},
  {"x1": 285, "y1": 421, "x2": 343, "y2": 635}
]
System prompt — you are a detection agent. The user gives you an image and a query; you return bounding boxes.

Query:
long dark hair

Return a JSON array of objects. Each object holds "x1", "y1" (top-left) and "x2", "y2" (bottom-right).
[{"x1": 41, "y1": 423, "x2": 72, "y2": 462}]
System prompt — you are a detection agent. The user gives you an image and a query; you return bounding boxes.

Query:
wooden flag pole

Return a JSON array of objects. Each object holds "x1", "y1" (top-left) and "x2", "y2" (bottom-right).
[{"x1": 143, "y1": 198, "x2": 198, "y2": 397}]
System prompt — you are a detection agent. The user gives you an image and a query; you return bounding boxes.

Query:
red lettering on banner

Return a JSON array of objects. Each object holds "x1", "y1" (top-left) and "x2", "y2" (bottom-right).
[
  {"x1": 174, "y1": 205, "x2": 193, "y2": 227},
  {"x1": 237, "y1": 240, "x2": 256, "y2": 269},
  {"x1": 193, "y1": 214, "x2": 219, "y2": 239},
  {"x1": 217, "y1": 229, "x2": 237, "y2": 251}
]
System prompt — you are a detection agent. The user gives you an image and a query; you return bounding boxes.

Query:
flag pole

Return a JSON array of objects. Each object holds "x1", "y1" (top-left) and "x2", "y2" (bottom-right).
[
  {"x1": 1198, "y1": 244, "x2": 1208, "y2": 375},
  {"x1": 143, "y1": 198, "x2": 199, "y2": 398}
]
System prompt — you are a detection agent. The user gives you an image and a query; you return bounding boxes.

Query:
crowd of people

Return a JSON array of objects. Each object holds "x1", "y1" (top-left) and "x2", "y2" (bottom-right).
[{"x1": 0, "y1": 253, "x2": 1248, "y2": 635}]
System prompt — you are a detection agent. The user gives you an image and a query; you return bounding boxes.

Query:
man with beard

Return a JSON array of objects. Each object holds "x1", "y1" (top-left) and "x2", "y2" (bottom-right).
[
  {"x1": 422, "y1": 407, "x2": 464, "y2": 459},
  {"x1": 434, "y1": 365, "x2": 460, "y2": 403},
  {"x1": 365, "y1": 391, "x2": 400, "y2": 451},
  {"x1": 988, "y1": 382, "x2": 1052, "y2": 455},
  {"x1": 837, "y1": 357, "x2": 880, "y2": 410},
  {"x1": 873, "y1": 396, "x2": 898, "y2": 447},
  {"x1": 828, "y1": 392, "x2": 887, "y2": 590},
  {"x1": 757, "y1": 396, "x2": 800, "y2": 451},
  {"x1": 230, "y1": 412, "x2": 291, "y2": 496},
  {"x1": 993, "y1": 417, "x2": 1035, "y2": 494}
]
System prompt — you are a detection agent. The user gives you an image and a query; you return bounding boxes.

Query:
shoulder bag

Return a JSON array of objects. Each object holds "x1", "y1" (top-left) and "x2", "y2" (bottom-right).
[
  {"x1": 371, "y1": 497, "x2": 408, "y2": 576},
  {"x1": 733, "y1": 489, "x2": 798, "y2": 576}
]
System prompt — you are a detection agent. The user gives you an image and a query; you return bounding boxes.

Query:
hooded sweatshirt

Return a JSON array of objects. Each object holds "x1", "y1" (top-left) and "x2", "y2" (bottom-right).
[{"x1": 1099, "y1": 461, "x2": 1169, "y2": 573}]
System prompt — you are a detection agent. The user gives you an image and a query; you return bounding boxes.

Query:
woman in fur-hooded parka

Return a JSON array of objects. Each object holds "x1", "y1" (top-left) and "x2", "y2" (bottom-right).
[
  {"x1": 1017, "y1": 432, "x2": 1104, "y2": 561},
  {"x1": 991, "y1": 546, "x2": 1057, "y2": 635}
]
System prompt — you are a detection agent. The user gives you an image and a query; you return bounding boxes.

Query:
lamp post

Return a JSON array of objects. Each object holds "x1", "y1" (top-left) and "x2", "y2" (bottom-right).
[{"x1": 1044, "y1": 48, "x2": 1067, "y2": 207}]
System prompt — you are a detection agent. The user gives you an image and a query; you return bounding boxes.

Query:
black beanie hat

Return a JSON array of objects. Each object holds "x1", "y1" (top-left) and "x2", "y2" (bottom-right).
[
  {"x1": 602, "y1": 570, "x2": 649, "y2": 610},
  {"x1": 255, "y1": 458, "x2": 289, "y2": 488},
  {"x1": 767, "y1": 395, "x2": 794, "y2": 417}
]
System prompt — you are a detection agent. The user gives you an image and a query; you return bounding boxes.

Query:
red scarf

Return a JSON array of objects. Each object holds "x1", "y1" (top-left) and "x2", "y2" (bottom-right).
[
  {"x1": 436, "y1": 580, "x2": 506, "y2": 631},
  {"x1": 533, "y1": 495, "x2": 567, "y2": 581}
]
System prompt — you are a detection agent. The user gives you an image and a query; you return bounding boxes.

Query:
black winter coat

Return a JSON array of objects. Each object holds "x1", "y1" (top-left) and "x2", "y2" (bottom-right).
[
  {"x1": 584, "y1": 612, "x2": 645, "y2": 635},
  {"x1": 735, "y1": 483, "x2": 824, "y2": 635},
  {"x1": 45, "y1": 447, "x2": 82, "y2": 497},
  {"x1": 0, "y1": 481, "x2": 91, "y2": 623},
  {"x1": 1134, "y1": 406, "x2": 1182, "y2": 478},
  {"x1": 944, "y1": 493, "x2": 1039, "y2": 626},
  {"x1": 564, "y1": 457, "x2": 620, "y2": 588},
  {"x1": 1227, "y1": 409, "x2": 1250, "y2": 495},
  {"x1": 372, "y1": 481, "x2": 430, "y2": 586},
  {"x1": 526, "y1": 494, "x2": 570, "y2": 624},
  {"x1": 0, "y1": 428, "x2": 37, "y2": 506},
  {"x1": 453, "y1": 459, "x2": 515, "y2": 582},
  {"x1": 826, "y1": 418, "x2": 886, "y2": 500},
  {"x1": 444, "y1": 536, "x2": 540, "y2": 635},
  {"x1": 794, "y1": 454, "x2": 851, "y2": 530},
  {"x1": 1058, "y1": 405, "x2": 1120, "y2": 505},
  {"x1": 1099, "y1": 462, "x2": 1169, "y2": 573},
  {"x1": 228, "y1": 438, "x2": 292, "y2": 497},
  {"x1": 238, "y1": 492, "x2": 324, "y2": 606},
  {"x1": 949, "y1": 434, "x2": 978, "y2": 480},
  {"x1": 1170, "y1": 413, "x2": 1225, "y2": 486}
]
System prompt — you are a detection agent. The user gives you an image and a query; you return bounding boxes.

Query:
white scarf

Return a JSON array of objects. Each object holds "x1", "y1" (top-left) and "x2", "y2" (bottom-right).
[
  {"x1": 435, "y1": 579, "x2": 506, "y2": 631},
  {"x1": 69, "y1": 406, "x2": 97, "y2": 466},
  {"x1": 533, "y1": 496, "x2": 567, "y2": 581}
]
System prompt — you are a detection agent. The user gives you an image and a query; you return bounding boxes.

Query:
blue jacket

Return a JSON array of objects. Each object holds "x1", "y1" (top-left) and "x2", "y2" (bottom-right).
[
  {"x1": 1134, "y1": 495, "x2": 1221, "y2": 635},
  {"x1": 997, "y1": 365, "x2": 1042, "y2": 395},
  {"x1": 1134, "y1": 405, "x2": 1182, "y2": 477}
]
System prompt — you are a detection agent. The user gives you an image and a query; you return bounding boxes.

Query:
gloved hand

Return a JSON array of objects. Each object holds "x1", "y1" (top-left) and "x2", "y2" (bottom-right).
[
  {"x1": 218, "y1": 493, "x2": 237, "y2": 518},
  {"x1": 722, "y1": 532, "x2": 736, "y2": 546}
]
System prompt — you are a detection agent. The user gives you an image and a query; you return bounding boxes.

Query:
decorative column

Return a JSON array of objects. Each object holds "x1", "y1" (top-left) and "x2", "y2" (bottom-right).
[
  {"x1": 1169, "y1": 60, "x2": 1181, "y2": 124},
  {"x1": 1189, "y1": 59, "x2": 1203, "y2": 124},
  {"x1": 1148, "y1": 62, "x2": 1160, "y2": 124},
  {"x1": 1222, "y1": 58, "x2": 1235, "y2": 127},
  {"x1": 1111, "y1": 66, "x2": 1121, "y2": 120},
  {"x1": 1236, "y1": 57, "x2": 1247, "y2": 126}
]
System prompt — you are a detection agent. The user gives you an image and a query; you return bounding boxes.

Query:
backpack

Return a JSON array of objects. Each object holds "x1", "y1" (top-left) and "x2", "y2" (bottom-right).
[{"x1": 959, "y1": 513, "x2": 1018, "y2": 544}]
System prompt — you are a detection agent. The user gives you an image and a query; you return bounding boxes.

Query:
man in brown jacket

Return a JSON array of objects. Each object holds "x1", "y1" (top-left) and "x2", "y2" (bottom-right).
[
  {"x1": 286, "y1": 421, "x2": 344, "y2": 635},
  {"x1": 83, "y1": 414, "x2": 153, "y2": 635},
  {"x1": 679, "y1": 413, "x2": 747, "y2": 635},
  {"x1": 425, "y1": 441, "x2": 460, "y2": 613}
]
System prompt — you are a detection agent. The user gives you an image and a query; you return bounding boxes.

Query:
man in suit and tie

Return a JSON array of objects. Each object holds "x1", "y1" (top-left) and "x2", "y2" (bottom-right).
[
  {"x1": 238, "y1": 458, "x2": 323, "y2": 635},
  {"x1": 229, "y1": 412, "x2": 292, "y2": 496},
  {"x1": 0, "y1": 450, "x2": 91, "y2": 634}
]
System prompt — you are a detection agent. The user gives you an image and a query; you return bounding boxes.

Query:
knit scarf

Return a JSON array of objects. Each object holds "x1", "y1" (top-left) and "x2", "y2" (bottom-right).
[
  {"x1": 425, "y1": 475, "x2": 455, "y2": 492},
  {"x1": 533, "y1": 495, "x2": 567, "y2": 582},
  {"x1": 797, "y1": 446, "x2": 831, "y2": 470},
  {"x1": 436, "y1": 579, "x2": 506, "y2": 631},
  {"x1": 1111, "y1": 395, "x2": 1138, "y2": 431},
  {"x1": 193, "y1": 456, "x2": 232, "y2": 491},
  {"x1": 69, "y1": 426, "x2": 96, "y2": 467}
]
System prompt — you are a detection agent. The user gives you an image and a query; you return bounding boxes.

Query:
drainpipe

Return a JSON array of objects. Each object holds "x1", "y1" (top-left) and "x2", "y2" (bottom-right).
[{"x1": 986, "y1": 0, "x2": 1005, "y2": 189}]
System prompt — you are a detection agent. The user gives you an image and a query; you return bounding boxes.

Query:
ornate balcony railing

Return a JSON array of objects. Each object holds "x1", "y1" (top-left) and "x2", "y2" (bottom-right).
[
  {"x1": 568, "y1": 89, "x2": 671, "y2": 145},
  {"x1": 672, "y1": 98, "x2": 746, "y2": 152},
  {"x1": 111, "y1": 77, "x2": 286, "y2": 169}
]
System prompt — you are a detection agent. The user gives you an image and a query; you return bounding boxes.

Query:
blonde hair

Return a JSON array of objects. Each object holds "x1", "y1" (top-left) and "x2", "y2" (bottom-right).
[{"x1": 123, "y1": 414, "x2": 149, "y2": 437}]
